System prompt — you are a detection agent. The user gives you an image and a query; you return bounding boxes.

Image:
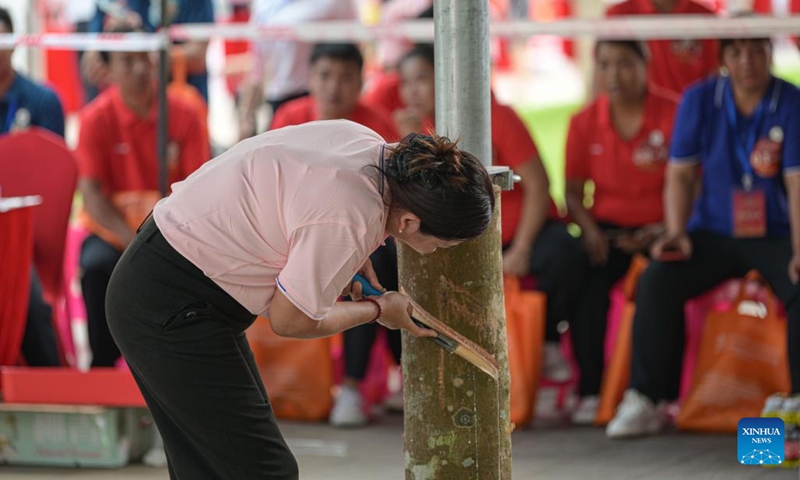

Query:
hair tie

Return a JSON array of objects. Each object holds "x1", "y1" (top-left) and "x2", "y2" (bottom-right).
[{"x1": 387, "y1": 133, "x2": 444, "y2": 189}]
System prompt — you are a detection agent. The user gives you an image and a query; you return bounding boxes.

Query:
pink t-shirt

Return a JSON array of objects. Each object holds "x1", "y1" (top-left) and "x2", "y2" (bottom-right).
[{"x1": 153, "y1": 120, "x2": 389, "y2": 320}]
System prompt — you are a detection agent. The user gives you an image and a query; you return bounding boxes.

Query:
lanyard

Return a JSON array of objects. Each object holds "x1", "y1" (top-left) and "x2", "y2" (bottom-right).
[
  {"x1": 723, "y1": 79, "x2": 770, "y2": 191},
  {"x1": 2, "y1": 100, "x2": 17, "y2": 135}
]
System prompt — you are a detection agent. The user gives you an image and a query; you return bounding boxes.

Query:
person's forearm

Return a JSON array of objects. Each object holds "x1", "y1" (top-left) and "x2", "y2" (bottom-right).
[
  {"x1": 785, "y1": 174, "x2": 800, "y2": 253},
  {"x1": 664, "y1": 166, "x2": 696, "y2": 235},
  {"x1": 565, "y1": 190, "x2": 600, "y2": 235},
  {"x1": 511, "y1": 188, "x2": 549, "y2": 251},
  {"x1": 276, "y1": 301, "x2": 379, "y2": 339},
  {"x1": 238, "y1": 81, "x2": 263, "y2": 134},
  {"x1": 83, "y1": 189, "x2": 135, "y2": 245}
]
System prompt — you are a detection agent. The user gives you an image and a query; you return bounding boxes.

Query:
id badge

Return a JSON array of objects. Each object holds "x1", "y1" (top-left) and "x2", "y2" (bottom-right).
[{"x1": 732, "y1": 189, "x2": 767, "y2": 238}]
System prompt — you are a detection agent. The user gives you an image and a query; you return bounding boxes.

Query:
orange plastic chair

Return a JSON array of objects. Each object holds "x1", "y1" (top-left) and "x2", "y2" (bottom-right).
[{"x1": 0, "y1": 129, "x2": 78, "y2": 364}]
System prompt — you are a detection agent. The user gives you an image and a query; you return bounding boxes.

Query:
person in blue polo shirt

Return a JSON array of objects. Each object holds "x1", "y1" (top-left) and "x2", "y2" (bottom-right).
[
  {"x1": 0, "y1": 9, "x2": 63, "y2": 137},
  {"x1": 607, "y1": 32, "x2": 800, "y2": 438}
]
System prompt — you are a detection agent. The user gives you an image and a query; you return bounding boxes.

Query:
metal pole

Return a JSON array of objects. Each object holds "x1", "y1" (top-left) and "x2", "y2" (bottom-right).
[
  {"x1": 401, "y1": 1, "x2": 512, "y2": 479},
  {"x1": 157, "y1": 0, "x2": 169, "y2": 197},
  {"x1": 434, "y1": 0, "x2": 492, "y2": 165}
]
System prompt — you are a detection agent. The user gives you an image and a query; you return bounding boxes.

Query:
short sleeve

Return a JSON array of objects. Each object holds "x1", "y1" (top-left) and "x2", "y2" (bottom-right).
[
  {"x1": 669, "y1": 87, "x2": 703, "y2": 163},
  {"x1": 277, "y1": 223, "x2": 369, "y2": 320},
  {"x1": 75, "y1": 110, "x2": 109, "y2": 183},
  {"x1": 564, "y1": 114, "x2": 589, "y2": 180},
  {"x1": 492, "y1": 104, "x2": 538, "y2": 169},
  {"x1": 782, "y1": 92, "x2": 800, "y2": 174}
]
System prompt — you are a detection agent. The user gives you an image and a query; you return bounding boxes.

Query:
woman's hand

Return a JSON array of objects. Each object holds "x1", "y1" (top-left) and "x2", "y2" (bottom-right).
[
  {"x1": 502, "y1": 245, "x2": 532, "y2": 277},
  {"x1": 650, "y1": 232, "x2": 692, "y2": 262},
  {"x1": 376, "y1": 292, "x2": 438, "y2": 339},
  {"x1": 614, "y1": 224, "x2": 664, "y2": 254},
  {"x1": 341, "y1": 259, "x2": 385, "y2": 299},
  {"x1": 583, "y1": 225, "x2": 609, "y2": 266}
]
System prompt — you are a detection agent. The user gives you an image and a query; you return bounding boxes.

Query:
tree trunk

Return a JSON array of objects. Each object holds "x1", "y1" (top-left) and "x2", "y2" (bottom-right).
[{"x1": 400, "y1": 190, "x2": 511, "y2": 480}]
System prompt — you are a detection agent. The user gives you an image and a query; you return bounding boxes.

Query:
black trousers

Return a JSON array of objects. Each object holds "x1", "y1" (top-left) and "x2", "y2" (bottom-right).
[
  {"x1": 344, "y1": 240, "x2": 401, "y2": 380},
  {"x1": 106, "y1": 218, "x2": 298, "y2": 480},
  {"x1": 22, "y1": 267, "x2": 59, "y2": 366},
  {"x1": 80, "y1": 234, "x2": 123, "y2": 367},
  {"x1": 524, "y1": 221, "x2": 587, "y2": 343},
  {"x1": 569, "y1": 223, "x2": 640, "y2": 397},
  {"x1": 631, "y1": 231, "x2": 800, "y2": 403}
]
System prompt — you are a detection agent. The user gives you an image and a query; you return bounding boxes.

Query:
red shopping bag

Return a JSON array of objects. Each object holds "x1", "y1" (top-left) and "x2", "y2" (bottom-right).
[
  {"x1": 247, "y1": 316, "x2": 334, "y2": 421},
  {"x1": 505, "y1": 276, "x2": 546, "y2": 428},
  {"x1": 677, "y1": 271, "x2": 791, "y2": 433}
]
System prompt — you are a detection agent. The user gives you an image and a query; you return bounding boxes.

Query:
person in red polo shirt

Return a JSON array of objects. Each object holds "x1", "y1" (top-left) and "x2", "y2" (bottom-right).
[
  {"x1": 272, "y1": 43, "x2": 401, "y2": 428},
  {"x1": 76, "y1": 27, "x2": 210, "y2": 370},
  {"x1": 565, "y1": 40, "x2": 679, "y2": 424},
  {"x1": 272, "y1": 44, "x2": 399, "y2": 141},
  {"x1": 395, "y1": 44, "x2": 586, "y2": 388},
  {"x1": 606, "y1": 0, "x2": 719, "y2": 95}
]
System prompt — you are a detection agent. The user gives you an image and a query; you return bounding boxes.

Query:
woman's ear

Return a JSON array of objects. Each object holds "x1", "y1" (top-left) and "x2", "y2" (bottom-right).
[{"x1": 399, "y1": 212, "x2": 422, "y2": 235}]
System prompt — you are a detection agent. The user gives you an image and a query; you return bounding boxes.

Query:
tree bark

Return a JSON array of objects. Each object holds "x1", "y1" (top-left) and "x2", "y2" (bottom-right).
[{"x1": 400, "y1": 189, "x2": 511, "y2": 480}]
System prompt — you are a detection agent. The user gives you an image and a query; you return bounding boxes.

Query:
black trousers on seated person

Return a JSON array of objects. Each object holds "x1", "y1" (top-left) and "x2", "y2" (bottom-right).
[
  {"x1": 512, "y1": 221, "x2": 587, "y2": 343},
  {"x1": 80, "y1": 234, "x2": 123, "y2": 367},
  {"x1": 570, "y1": 230, "x2": 635, "y2": 398},
  {"x1": 23, "y1": 266, "x2": 60, "y2": 366},
  {"x1": 344, "y1": 239, "x2": 401, "y2": 380},
  {"x1": 106, "y1": 218, "x2": 298, "y2": 480},
  {"x1": 631, "y1": 231, "x2": 800, "y2": 403}
]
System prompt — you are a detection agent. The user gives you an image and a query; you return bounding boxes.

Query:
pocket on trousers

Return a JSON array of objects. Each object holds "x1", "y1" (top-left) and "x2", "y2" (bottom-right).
[{"x1": 162, "y1": 300, "x2": 213, "y2": 331}]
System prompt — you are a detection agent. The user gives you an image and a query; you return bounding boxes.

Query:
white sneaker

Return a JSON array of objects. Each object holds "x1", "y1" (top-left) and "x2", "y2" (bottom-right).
[
  {"x1": 571, "y1": 395, "x2": 600, "y2": 425},
  {"x1": 606, "y1": 389, "x2": 664, "y2": 439},
  {"x1": 543, "y1": 342, "x2": 572, "y2": 382},
  {"x1": 330, "y1": 386, "x2": 368, "y2": 428}
]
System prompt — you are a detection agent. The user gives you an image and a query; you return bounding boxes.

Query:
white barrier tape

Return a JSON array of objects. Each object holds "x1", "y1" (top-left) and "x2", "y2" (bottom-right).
[
  {"x1": 0, "y1": 32, "x2": 167, "y2": 51},
  {"x1": 171, "y1": 16, "x2": 800, "y2": 42},
  {"x1": 0, "y1": 16, "x2": 797, "y2": 50},
  {"x1": 493, "y1": 16, "x2": 800, "y2": 40}
]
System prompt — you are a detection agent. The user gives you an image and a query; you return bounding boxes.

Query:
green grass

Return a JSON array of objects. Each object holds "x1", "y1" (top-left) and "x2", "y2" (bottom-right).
[{"x1": 775, "y1": 65, "x2": 800, "y2": 86}]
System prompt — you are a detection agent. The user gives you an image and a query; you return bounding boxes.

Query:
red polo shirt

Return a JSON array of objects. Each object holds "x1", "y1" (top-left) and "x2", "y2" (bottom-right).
[
  {"x1": 76, "y1": 85, "x2": 210, "y2": 195},
  {"x1": 606, "y1": 0, "x2": 719, "y2": 95},
  {"x1": 565, "y1": 88, "x2": 679, "y2": 227},
  {"x1": 272, "y1": 96, "x2": 400, "y2": 142},
  {"x1": 363, "y1": 71, "x2": 404, "y2": 116}
]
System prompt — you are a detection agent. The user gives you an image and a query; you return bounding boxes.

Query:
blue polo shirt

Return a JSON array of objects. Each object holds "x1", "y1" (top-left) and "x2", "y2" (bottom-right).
[
  {"x1": 670, "y1": 76, "x2": 800, "y2": 237},
  {"x1": 0, "y1": 73, "x2": 64, "y2": 137},
  {"x1": 89, "y1": 0, "x2": 214, "y2": 101}
]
